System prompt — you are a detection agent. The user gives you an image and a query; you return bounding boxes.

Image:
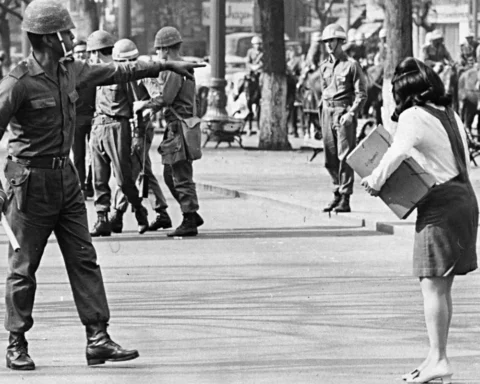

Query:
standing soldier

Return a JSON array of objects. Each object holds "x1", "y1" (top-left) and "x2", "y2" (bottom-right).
[
  {"x1": 421, "y1": 29, "x2": 454, "y2": 70},
  {"x1": 134, "y1": 27, "x2": 203, "y2": 237},
  {"x1": 460, "y1": 31, "x2": 478, "y2": 66},
  {"x1": 109, "y1": 39, "x2": 172, "y2": 233},
  {"x1": 87, "y1": 31, "x2": 149, "y2": 236},
  {"x1": 319, "y1": 24, "x2": 367, "y2": 213},
  {"x1": 0, "y1": 0, "x2": 202, "y2": 370},
  {"x1": 72, "y1": 40, "x2": 95, "y2": 198}
]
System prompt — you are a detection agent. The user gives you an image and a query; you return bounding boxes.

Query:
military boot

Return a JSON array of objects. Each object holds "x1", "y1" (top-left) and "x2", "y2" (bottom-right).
[
  {"x1": 6, "y1": 332, "x2": 35, "y2": 370},
  {"x1": 167, "y1": 213, "x2": 198, "y2": 237},
  {"x1": 90, "y1": 212, "x2": 111, "y2": 237},
  {"x1": 134, "y1": 205, "x2": 149, "y2": 234},
  {"x1": 193, "y1": 212, "x2": 204, "y2": 227},
  {"x1": 148, "y1": 209, "x2": 172, "y2": 231},
  {"x1": 322, "y1": 192, "x2": 341, "y2": 212},
  {"x1": 334, "y1": 194, "x2": 351, "y2": 213},
  {"x1": 109, "y1": 210, "x2": 124, "y2": 234},
  {"x1": 86, "y1": 323, "x2": 139, "y2": 366}
]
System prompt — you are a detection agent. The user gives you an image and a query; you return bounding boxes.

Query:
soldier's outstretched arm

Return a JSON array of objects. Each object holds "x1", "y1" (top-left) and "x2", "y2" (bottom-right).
[{"x1": 75, "y1": 60, "x2": 204, "y2": 89}]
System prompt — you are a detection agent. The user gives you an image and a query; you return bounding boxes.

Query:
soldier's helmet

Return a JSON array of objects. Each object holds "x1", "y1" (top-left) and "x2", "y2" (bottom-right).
[
  {"x1": 22, "y1": 0, "x2": 76, "y2": 35},
  {"x1": 113, "y1": 39, "x2": 139, "y2": 61},
  {"x1": 431, "y1": 29, "x2": 444, "y2": 41},
  {"x1": 321, "y1": 24, "x2": 347, "y2": 41},
  {"x1": 465, "y1": 30, "x2": 475, "y2": 38},
  {"x1": 379, "y1": 28, "x2": 387, "y2": 39},
  {"x1": 86, "y1": 30, "x2": 115, "y2": 52},
  {"x1": 251, "y1": 35, "x2": 263, "y2": 45},
  {"x1": 154, "y1": 27, "x2": 182, "y2": 49}
]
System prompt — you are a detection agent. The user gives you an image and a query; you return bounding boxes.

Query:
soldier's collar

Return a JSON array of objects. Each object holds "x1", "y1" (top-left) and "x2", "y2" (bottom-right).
[{"x1": 26, "y1": 53, "x2": 45, "y2": 76}]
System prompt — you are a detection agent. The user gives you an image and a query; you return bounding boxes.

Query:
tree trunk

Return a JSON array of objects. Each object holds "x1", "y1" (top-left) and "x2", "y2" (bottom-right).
[
  {"x1": 257, "y1": 0, "x2": 291, "y2": 150},
  {"x1": 382, "y1": 0, "x2": 413, "y2": 136}
]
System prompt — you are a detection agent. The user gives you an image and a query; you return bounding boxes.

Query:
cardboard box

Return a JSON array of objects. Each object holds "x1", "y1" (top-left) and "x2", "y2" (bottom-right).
[{"x1": 347, "y1": 125, "x2": 436, "y2": 219}]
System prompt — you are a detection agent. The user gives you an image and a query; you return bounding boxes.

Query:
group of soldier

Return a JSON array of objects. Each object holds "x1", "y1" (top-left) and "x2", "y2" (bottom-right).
[{"x1": 0, "y1": 0, "x2": 205, "y2": 371}]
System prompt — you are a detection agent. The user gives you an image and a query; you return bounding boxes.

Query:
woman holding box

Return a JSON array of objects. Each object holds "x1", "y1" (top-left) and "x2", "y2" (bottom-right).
[{"x1": 362, "y1": 57, "x2": 478, "y2": 384}]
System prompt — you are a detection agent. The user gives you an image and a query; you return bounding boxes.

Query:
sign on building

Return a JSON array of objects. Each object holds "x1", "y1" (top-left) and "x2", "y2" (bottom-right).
[{"x1": 202, "y1": 1, "x2": 253, "y2": 27}]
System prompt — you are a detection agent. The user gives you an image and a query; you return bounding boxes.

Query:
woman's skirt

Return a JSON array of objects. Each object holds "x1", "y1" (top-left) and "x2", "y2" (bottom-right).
[{"x1": 413, "y1": 176, "x2": 478, "y2": 277}]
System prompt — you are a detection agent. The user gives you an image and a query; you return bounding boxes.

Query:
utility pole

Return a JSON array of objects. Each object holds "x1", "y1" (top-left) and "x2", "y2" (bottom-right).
[
  {"x1": 346, "y1": 0, "x2": 351, "y2": 32},
  {"x1": 473, "y1": 0, "x2": 478, "y2": 39},
  {"x1": 118, "y1": 0, "x2": 131, "y2": 38},
  {"x1": 202, "y1": 0, "x2": 231, "y2": 131},
  {"x1": 21, "y1": 2, "x2": 30, "y2": 58}
]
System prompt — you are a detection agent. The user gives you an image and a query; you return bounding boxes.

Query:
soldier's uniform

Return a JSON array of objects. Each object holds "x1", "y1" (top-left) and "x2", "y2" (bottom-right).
[
  {"x1": 421, "y1": 43, "x2": 453, "y2": 67},
  {"x1": 246, "y1": 48, "x2": 264, "y2": 75},
  {"x1": 320, "y1": 51, "x2": 367, "y2": 198},
  {"x1": 91, "y1": 76, "x2": 149, "y2": 223},
  {"x1": 0, "y1": 54, "x2": 165, "y2": 335},
  {"x1": 460, "y1": 40, "x2": 478, "y2": 65}
]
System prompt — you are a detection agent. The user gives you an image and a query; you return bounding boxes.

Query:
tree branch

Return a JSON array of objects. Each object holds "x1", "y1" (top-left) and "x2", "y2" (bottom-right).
[{"x1": 0, "y1": 2, "x2": 23, "y2": 20}]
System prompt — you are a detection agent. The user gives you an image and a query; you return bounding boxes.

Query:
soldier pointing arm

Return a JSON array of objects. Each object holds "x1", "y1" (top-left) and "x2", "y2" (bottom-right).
[{"x1": 0, "y1": 0, "x2": 204, "y2": 371}]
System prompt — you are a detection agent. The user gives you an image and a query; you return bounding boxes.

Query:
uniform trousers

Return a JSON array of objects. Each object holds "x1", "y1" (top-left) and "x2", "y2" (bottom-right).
[
  {"x1": 114, "y1": 126, "x2": 168, "y2": 213},
  {"x1": 4, "y1": 158, "x2": 110, "y2": 332},
  {"x1": 321, "y1": 104, "x2": 357, "y2": 195},
  {"x1": 90, "y1": 117, "x2": 143, "y2": 212}
]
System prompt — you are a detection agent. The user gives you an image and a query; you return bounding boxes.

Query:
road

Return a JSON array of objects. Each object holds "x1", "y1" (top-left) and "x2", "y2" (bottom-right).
[{"x1": 0, "y1": 189, "x2": 478, "y2": 383}]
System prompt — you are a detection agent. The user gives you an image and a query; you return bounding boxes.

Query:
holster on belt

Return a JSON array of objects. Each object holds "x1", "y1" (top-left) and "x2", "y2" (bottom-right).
[{"x1": 4, "y1": 160, "x2": 31, "y2": 212}]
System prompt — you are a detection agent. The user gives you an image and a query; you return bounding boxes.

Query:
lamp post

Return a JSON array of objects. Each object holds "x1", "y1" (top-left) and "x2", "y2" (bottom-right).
[
  {"x1": 118, "y1": 0, "x2": 131, "y2": 38},
  {"x1": 202, "y1": 0, "x2": 231, "y2": 128}
]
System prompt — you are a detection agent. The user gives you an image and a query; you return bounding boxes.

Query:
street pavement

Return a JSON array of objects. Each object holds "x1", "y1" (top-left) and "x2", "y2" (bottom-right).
[{"x1": 0, "y1": 130, "x2": 477, "y2": 383}]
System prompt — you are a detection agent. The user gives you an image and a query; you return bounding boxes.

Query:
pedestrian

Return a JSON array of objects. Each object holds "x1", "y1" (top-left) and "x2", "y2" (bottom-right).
[
  {"x1": 361, "y1": 57, "x2": 478, "y2": 384},
  {"x1": 86, "y1": 30, "x2": 149, "y2": 236},
  {"x1": 0, "y1": 0, "x2": 203, "y2": 370},
  {"x1": 460, "y1": 31, "x2": 478, "y2": 66},
  {"x1": 134, "y1": 27, "x2": 203, "y2": 237},
  {"x1": 72, "y1": 39, "x2": 95, "y2": 199},
  {"x1": 421, "y1": 29, "x2": 454, "y2": 70},
  {"x1": 109, "y1": 39, "x2": 172, "y2": 233},
  {"x1": 319, "y1": 23, "x2": 367, "y2": 213}
]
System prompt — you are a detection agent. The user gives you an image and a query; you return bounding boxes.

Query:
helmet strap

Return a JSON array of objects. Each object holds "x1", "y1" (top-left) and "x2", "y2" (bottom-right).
[{"x1": 56, "y1": 32, "x2": 73, "y2": 58}]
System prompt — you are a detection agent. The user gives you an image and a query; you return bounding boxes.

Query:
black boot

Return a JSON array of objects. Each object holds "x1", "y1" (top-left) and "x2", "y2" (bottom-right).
[
  {"x1": 110, "y1": 210, "x2": 124, "y2": 234},
  {"x1": 323, "y1": 192, "x2": 341, "y2": 212},
  {"x1": 86, "y1": 323, "x2": 139, "y2": 366},
  {"x1": 134, "y1": 205, "x2": 149, "y2": 234},
  {"x1": 193, "y1": 212, "x2": 204, "y2": 227},
  {"x1": 90, "y1": 212, "x2": 111, "y2": 237},
  {"x1": 6, "y1": 333, "x2": 35, "y2": 370},
  {"x1": 167, "y1": 213, "x2": 198, "y2": 237},
  {"x1": 334, "y1": 194, "x2": 351, "y2": 213},
  {"x1": 148, "y1": 210, "x2": 172, "y2": 231}
]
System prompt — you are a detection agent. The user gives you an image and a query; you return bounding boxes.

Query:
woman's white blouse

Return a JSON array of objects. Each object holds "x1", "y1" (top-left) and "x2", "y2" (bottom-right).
[{"x1": 366, "y1": 104, "x2": 470, "y2": 191}]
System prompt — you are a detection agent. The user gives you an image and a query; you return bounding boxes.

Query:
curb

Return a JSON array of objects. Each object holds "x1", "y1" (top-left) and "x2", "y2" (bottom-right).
[{"x1": 197, "y1": 181, "x2": 415, "y2": 238}]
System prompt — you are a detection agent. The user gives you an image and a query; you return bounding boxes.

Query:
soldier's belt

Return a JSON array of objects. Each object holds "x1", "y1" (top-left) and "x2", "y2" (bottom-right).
[
  {"x1": 7, "y1": 155, "x2": 69, "y2": 170},
  {"x1": 323, "y1": 100, "x2": 351, "y2": 108}
]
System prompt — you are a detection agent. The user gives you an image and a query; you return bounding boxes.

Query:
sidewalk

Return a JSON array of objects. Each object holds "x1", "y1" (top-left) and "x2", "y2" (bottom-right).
[{"x1": 151, "y1": 129, "x2": 480, "y2": 238}]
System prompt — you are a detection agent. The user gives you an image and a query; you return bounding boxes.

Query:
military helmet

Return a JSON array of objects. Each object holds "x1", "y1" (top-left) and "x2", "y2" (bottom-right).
[
  {"x1": 251, "y1": 35, "x2": 263, "y2": 45},
  {"x1": 154, "y1": 27, "x2": 182, "y2": 48},
  {"x1": 465, "y1": 30, "x2": 475, "y2": 38},
  {"x1": 86, "y1": 30, "x2": 115, "y2": 52},
  {"x1": 379, "y1": 28, "x2": 386, "y2": 39},
  {"x1": 322, "y1": 24, "x2": 347, "y2": 41},
  {"x1": 113, "y1": 39, "x2": 139, "y2": 61},
  {"x1": 22, "y1": 0, "x2": 76, "y2": 35},
  {"x1": 431, "y1": 29, "x2": 444, "y2": 41}
]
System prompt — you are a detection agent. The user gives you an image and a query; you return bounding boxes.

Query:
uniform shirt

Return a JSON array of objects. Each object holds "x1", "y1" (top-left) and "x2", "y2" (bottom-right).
[
  {"x1": 460, "y1": 41, "x2": 478, "y2": 63},
  {"x1": 245, "y1": 48, "x2": 264, "y2": 74},
  {"x1": 320, "y1": 52, "x2": 367, "y2": 113},
  {"x1": 366, "y1": 104, "x2": 469, "y2": 191},
  {"x1": 142, "y1": 70, "x2": 195, "y2": 122},
  {"x1": 95, "y1": 82, "x2": 132, "y2": 119},
  {"x1": 421, "y1": 43, "x2": 453, "y2": 67},
  {"x1": 0, "y1": 53, "x2": 163, "y2": 158}
]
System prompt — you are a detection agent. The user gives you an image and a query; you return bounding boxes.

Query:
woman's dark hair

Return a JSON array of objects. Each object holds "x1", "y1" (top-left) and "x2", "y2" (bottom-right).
[{"x1": 391, "y1": 56, "x2": 451, "y2": 122}]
